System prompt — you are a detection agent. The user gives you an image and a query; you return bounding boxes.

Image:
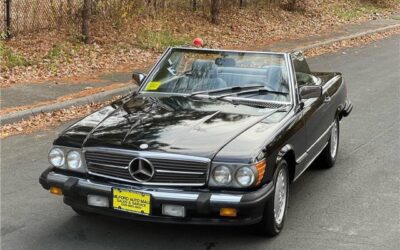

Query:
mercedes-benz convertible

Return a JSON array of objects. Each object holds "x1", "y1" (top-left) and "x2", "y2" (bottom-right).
[{"x1": 40, "y1": 47, "x2": 352, "y2": 236}]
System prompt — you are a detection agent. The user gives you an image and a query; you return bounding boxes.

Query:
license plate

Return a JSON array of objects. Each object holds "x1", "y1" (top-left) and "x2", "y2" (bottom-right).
[{"x1": 112, "y1": 188, "x2": 151, "y2": 215}]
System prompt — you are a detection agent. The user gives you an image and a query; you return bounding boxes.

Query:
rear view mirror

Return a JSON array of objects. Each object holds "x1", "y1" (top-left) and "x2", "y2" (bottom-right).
[
  {"x1": 299, "y1": 85, "x2": 322, "y2": 99},
  {"x1": 132, "y1": 72, "x2": 146, "y2": 86}
]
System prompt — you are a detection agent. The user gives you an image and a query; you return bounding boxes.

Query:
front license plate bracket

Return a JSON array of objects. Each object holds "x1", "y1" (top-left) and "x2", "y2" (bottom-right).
[{"x1": 112, "y1": 188, "x2": 151, "y2": 216}]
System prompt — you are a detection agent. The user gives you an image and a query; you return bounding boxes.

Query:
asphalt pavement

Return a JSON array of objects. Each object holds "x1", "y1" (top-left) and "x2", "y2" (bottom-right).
[{"x1": 1, "y1": 35, "x2": 399, "y2": 250}]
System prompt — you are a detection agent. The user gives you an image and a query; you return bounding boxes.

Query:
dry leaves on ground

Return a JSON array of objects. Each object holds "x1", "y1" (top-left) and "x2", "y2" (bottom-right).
[
  {"x1": 304, "y1": 27, "x2": 400, "y2": 57},
  {"x1": 0, "y1": 97, "x2": 120, "y2": 139},
  {"x1": 1, "y1": 0, "x2": 398, "y2": 87},
  {"x1": 0, "y1": 83, "x2": 127, "y2": 116}
]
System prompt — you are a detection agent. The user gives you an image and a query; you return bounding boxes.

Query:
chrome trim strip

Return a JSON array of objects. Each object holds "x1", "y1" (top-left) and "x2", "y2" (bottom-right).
[
  {"x1": 308, "y1": 122, "x2": 334, "y2": 152},
  {"x1": 151, "y1": 192, "x2": 199, "y2": 201},
  {"x1": 323, "y1": 75, "x2": 341, "y2": 93},
  {"x1": 88, "y1": 171, "x2": 206, "y2": 187},
  {"x1": 155, "y1": 169, "x2": 204, "y2": 175},
  {"x1": 296, "y1": 122, "x2": 334, "y2": 164},
  {"x1": 170, "y1": 47, "x2": 287, "y2": 55},
  {"x1": 83, "y1": 147, "x2": 211, "y2": 163},
  {"x1": 87, "y1": 162, "x2": 128, "y2": 170},
  {"x1": 210, "y1": 194, "x2": 242, "y2": 204},
  {"x1": 47, "y1": 172, "x2": 244, "y2": 203},
  {"x1": 285, "y1": 53, "x2": 296, "y2": 105},
  {"x1": 296, "y1": 152, "x2": 308, "y2": 164},
  {"x1": 294, "y1": 141, "x2": 328, "y2": 182}
]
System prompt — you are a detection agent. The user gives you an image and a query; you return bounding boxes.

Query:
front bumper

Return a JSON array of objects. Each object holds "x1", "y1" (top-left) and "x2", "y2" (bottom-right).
[
  {"x1": 341, "y1": 99, "x2": 353, "y2": 118},
  {"x1": 39, "y1": 168, "x2": 274, "y2": 226}
]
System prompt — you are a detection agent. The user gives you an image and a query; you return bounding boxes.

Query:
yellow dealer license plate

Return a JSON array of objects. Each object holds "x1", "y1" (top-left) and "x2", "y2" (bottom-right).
[{"x1": 112, "y1": 188, "x2": 151, "y2": 215}]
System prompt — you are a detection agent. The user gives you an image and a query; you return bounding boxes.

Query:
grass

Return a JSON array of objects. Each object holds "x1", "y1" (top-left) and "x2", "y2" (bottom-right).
[
  {"x1": 45, "y1": 42, "x2": 79, "y2": 72},
  {"x1": 46, "y1": 43, "x2": 67, "y2": 61},
  {"x1": 0, "y1": 42, "x2": 30, "y2": 69},
  {"x1": 136, "y1": 29, "x2": 188, "y2": 50},
  {"x1": 334, "y1": 3, "x2": 380, "y2": 21}
]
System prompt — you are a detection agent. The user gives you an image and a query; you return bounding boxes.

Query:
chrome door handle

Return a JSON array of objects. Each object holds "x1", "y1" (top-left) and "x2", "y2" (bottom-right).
[{"x1": 324, "y1": 96, "x2": 331, "y2": 103}]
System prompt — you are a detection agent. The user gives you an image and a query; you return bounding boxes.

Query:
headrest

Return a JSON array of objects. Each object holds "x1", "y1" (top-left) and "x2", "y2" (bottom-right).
[
  {"x1": 215, "y1": 58, "x2": 236, "y2": 67},
  {"x1": 191, "y1": 60, "x2": 218, "y2": 78}
]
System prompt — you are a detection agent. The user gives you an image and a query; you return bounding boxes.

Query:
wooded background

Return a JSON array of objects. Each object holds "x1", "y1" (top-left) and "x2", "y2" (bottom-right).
[{"x1": 1, "y1": 0, "x2": 392, "y2": 42}]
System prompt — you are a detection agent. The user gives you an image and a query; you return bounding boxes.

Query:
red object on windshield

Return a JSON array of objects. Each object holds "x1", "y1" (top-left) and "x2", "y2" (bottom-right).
[{"x1": 193, "y1": 38, "x2": 204, "y2": 47}]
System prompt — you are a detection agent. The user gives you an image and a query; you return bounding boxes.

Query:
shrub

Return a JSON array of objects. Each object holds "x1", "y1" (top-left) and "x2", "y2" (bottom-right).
[
  {"x1": 136, "y1": 29, "x2": 188, "y2": 51},
  {"x1": 0, "y1": 42, "x2": 30, "y2": 69}
]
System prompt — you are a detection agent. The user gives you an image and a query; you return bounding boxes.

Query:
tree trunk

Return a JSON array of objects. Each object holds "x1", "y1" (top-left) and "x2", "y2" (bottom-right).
[
  {"x1": 4, "y1": 0, "x2": 11, "y2": 39},
  {"x1": 82, "y1": 0, "x2": 92, "y2": 44},
  {"x1": 192, "y1": 0, "x2": 197, "y2": 11},
  {"x1": 211, "y1": 0, "x2": 221, "y2": 24}
]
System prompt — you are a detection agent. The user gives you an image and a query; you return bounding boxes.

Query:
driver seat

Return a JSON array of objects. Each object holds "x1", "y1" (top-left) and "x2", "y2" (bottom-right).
[{"x1": 175, "y1": 60, "x2": 226, "y2": 93}]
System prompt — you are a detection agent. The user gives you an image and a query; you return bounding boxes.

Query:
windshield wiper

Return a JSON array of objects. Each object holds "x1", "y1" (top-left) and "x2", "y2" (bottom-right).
[
  {"x1": 216, "y1": 87, "x2": 288, "y2": 99},
  {"x1": 189, "y1": 85, "x2": 265, "y2": 97}
]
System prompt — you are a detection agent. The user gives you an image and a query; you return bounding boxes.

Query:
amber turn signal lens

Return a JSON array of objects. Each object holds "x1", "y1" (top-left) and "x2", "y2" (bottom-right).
[
  {"x1": 49, "y1": 186, "x2": 63, "y2": 195},
  {"x1": 255, "y1": 159, "x2": 266, "y2": 186},
  {"x1": 220, "y1": 208, "x2": 237, "y2": 217}
]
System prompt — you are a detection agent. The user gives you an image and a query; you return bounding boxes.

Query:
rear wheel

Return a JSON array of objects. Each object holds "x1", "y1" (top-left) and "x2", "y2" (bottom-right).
[
  {"x1": 255, "y1": 160, "x2": 289, "y2": 237},
  {"x1": 318, "y1": 118, "x2": 340, "y2": 168}
]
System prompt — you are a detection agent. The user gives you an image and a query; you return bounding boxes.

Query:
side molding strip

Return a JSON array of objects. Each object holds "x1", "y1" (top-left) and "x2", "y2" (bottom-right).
[{"x1": 296, "y1": 122, "x2": 334, "y2": 164}]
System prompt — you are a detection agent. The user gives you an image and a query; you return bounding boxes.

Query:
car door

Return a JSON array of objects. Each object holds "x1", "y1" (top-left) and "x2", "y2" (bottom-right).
[{"x1": 292, "y1": 55, "x2": 331, "y2": 171}]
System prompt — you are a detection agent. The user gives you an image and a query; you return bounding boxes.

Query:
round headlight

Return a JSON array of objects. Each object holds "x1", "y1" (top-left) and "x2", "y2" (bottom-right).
[
  {"x1": 49, "y1": 148, "x2": 65, "y2": 167},
  {"x1": 212, "y1": 166, "x2": 232, "y2": 184},
  {"x1": 66, "y1": 150, "x2": 82, "y2": 170},
  {"x1": 235, "y1": 167, "x2": 255, "y2": 187}
]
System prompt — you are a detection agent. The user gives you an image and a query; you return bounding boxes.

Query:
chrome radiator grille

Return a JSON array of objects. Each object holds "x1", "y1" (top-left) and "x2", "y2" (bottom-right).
[{"x1": 84, "y1": 149, "x2": 209, "y2": 186}]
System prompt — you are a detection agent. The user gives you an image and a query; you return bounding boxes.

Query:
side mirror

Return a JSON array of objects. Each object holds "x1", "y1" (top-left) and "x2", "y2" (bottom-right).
[
  {"x1": 299, "y1": 85, "x2": 322, "y2": 99},
  {"x1": 132, "y1": 72, "x2": 146, "y2": 86}
]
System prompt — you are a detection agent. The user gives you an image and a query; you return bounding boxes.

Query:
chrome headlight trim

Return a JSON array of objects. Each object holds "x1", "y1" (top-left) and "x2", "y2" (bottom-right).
[
  {"x1": 48, "y1": 147, "x2": 65, "y2": 167},
  {"x1": 235, "y1": 166, "x2": 255, "y2": 187},
  {"x1": 212, "y1": 165, "x2": 232, "y2": 185},
  {"x1": 208, "y1": 162, "x2": 258, "y2": 188},
  {"x1": 48, "y1": 146, "x2": 86, "y2": 173},
  {"x1": 66, "y1": 150, "x2": 83, "y2": 170}
]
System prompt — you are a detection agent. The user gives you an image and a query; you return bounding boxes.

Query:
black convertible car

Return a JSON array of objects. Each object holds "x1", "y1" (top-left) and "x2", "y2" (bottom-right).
[{"x1": 40, "y1": 47, "x2": 352, "y2": 236}]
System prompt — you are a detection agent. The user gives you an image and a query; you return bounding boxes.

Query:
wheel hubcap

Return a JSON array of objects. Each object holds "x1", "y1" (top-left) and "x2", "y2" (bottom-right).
[
  {"x1": 330, "y1": 121, "x2": 338, "y2": 159},
  {"x1": 274, "y1": 168, "x2": 287, "y2": 225}
]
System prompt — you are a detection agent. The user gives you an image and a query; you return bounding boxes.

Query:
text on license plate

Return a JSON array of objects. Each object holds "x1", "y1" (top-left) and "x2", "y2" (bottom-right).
[{"x1": 112, "y1": 188, "x2": 151, "y2": 215}]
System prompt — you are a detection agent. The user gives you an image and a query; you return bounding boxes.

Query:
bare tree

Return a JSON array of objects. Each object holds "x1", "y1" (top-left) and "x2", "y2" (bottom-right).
[
  {"x1": 192, "y1": 0, "x2": 197, "y2": 11},
  {"x1": 211, "y1": 0, "x2": 221, "y2": 24},
  {"x1": 82, "y1": 0, "x2": 92, "y2": 44}
]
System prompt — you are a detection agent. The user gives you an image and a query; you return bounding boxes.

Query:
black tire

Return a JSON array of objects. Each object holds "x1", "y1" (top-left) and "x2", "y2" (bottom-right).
[
  {"x1": 255, "y1": 160, "x2": 289, "y2": 237},
  {"x1": 318, "y1": 118, "x2": 340, "y2": 169},
  {"x1": 71, "y1": 207, "x2": 93, "y2": 216}
]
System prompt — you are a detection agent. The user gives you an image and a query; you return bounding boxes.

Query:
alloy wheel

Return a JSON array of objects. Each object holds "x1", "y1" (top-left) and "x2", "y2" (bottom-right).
[
  {"x1": 330, "y1": 121, "x2": 339, "y2": 159},
  {"x1": 274, "y1": 168, "x2": 288, "y2": 225}
]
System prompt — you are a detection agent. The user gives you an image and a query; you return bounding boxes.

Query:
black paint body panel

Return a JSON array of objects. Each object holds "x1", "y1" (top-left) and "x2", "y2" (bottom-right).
[{"x1": 53, "y1": 58, "x2": 350, "y2": 187}]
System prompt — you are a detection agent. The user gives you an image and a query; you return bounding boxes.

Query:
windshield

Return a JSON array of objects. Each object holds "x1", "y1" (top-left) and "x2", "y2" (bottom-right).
[{"x1": 141, "y1": 48, "x2": 291, "y2": 103}]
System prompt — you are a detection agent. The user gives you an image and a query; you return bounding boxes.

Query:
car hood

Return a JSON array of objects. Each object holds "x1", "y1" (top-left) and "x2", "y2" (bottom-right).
[{"x1": 55, "y1": 94, "x2": 284, "y2": 158}]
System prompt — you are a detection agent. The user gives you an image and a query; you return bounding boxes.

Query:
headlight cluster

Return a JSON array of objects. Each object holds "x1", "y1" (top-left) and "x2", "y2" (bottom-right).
[
  {"x1": 209, "y1": 162, "x2": 264, "y2": 188},
  {"x1": 48, "y1": 147, "x2": 85, "y2": 172}
]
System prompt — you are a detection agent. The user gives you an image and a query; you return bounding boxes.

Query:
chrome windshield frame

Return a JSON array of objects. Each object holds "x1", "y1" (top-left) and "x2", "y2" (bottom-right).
[{"x1": 137, "y1": 47, "x2": 294, "y2": 106}]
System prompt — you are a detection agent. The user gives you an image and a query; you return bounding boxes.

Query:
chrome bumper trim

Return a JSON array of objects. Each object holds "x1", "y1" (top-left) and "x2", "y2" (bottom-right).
[{"x1": 47, "y1": 172, "x2": 242, "y2": 204}]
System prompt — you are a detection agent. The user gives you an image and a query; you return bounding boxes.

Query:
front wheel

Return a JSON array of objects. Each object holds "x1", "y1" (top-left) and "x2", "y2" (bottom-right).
[
  {"x1": 318, "y1": 118, "x2": 340, "y2": 168},
  {"x1": 255, "y1": 160, "x2": 289, "y2": 237}
]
